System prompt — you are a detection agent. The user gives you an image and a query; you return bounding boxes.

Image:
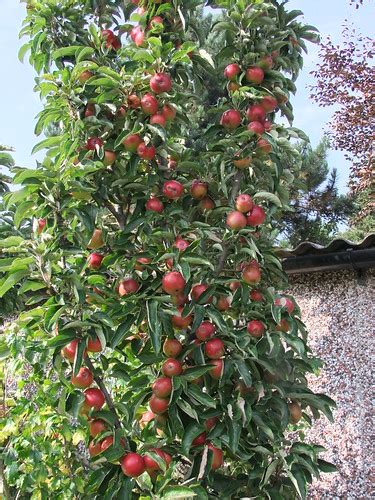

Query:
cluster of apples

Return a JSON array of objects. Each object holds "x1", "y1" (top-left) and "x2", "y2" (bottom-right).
[{"x1": 227, "y1": 193, "x2": 266, "y2": 231}]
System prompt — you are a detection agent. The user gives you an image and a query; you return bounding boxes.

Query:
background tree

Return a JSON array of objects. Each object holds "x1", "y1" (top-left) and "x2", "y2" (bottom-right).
[
  {"x1": 278, "y1": 137, "x2": 354, "y2": 247},
  {"x1": 2, "y1": 1, "x2": 335, "y2": 498},
  {"x1": 310, "y1": 7, "x2": 374, "y2": 231}
]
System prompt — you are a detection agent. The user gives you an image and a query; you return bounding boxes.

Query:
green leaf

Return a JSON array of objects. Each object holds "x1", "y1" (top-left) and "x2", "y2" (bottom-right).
[
  {"x1": 253, "y1": 191, "x2": 282, "y2": 207},
  {"x1": 0, "y1": 270, "x2": 29, "y2": 298},
  {"x1": 32, "y1": 135, "x2": 63, "y2": 154},
  {"x1": 162, "y1": 486, "x2": 197, "y2": 498},
  {"x1": 227, "y1": 419, "x2": 241, "y2": 453},
  {"x1": 146, "y1": 300, "x2": 161, "y2": 354},
  {"x1": 110, "y1": 315, "x2": 135, "y2": 348},
  {"x1": 52, "y1": 45, "x2": 83, "y2": 60},
  {"x1": 187, "y1": 385, "x2": 216, "y2": 409},
  {"x1": 317, "y1": 459, "x2": 337, "y2": 473},
  {"x1": 181, "y1": 422, "x2": 205, "y2": 456},
  {"x1": 181, "y1": 365, "x2": 213, "y2": 381}
]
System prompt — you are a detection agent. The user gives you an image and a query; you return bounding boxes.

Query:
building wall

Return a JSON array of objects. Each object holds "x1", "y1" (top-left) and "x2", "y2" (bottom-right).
[{"x1": 288, "y1": 269, "x2": 375, "y2": 499}]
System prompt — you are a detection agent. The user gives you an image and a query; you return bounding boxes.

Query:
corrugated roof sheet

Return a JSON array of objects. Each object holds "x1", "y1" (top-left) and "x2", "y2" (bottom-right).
[{"x1": 276, "y1": 233, "x2": 375, "y2": 259}]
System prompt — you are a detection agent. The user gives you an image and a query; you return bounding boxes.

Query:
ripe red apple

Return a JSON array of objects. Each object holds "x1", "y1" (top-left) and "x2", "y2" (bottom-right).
[
  {"x1": 162, "y1": 271, "x2": 186, "y2": 295},
  {"x1": 149, "y1": 394, "x2": 169, "y2": 414},
  {"x1": 233, "y1": 157, "x2": 252, "y2": 169},
  {"x1": 102, "y1": 30, "x2": 121, "y2": 51},
  {"x1": 190, "y1": 180, "x2": 208, "y2": 200},
  {"x1": 229, "y1": 280, "x2": 241, "y2": 292},
  {"x1": 216, "y1": 295, "x2": 231, "y2": 311},
  {"x1": 196, "y1": 321, "x2": 216, "y2": 341},
  {"x1": 78, "y1": 70, "x2": 93, "y2": 84},
  {"x1": 246, "y1": 66, "x2": 264, "y2": 85},
  {"x1": 84, "y1": 388, "x2": 106, "y2": 410},
  {"x1": 199, "y1": 197, "x2": 215, "y2": 211},
  {"x1": 174, "y1": 237, "x2": 189, "y2": 251},
  {"x1": 119, "y1": 278, "x2": 139, "y2": 296},
  {"x1": 260, "y1": 95, "x2": 278, "y2": 112},
  {"x1": 88, "y1": 253, "x2": 104, "y2": 269},
  {"x1": 61, "y1": 340, "x2": 81, "y2": 362},
  {"x1": 224, "y1": 63, "x2": 241, "y2": 80},
  {"x1": 163, "y1": 338, "x2": 183, "y2": 358},
  {"x1": 86, "y1": 137, "x2": 103, "y2": 151},
  {"x1": 123, "y1": 134, "x2": 142, "y2": 152},
  {"x1": 207, "y1": 443, "x2": 224, "y2": 470},
  {"x1": 205, "y1": 417, "x2": 218, "y2": 431},
  {"x1": 134, "y1": 257, "x2": 151, "y2": 271},
  {"x1": 162, "y1": 358, "x2": 183, "y2": 377},
  {"x1": 264, "y1": 119, "x2": 272, "y2": 131},
  {"x1": 289, "y1": 401, "x2": 302, "y2": 423},
  {"x1": 141, "y1": 93, "x2": 159, "y2": 115},
  {"x1": 139, "y1": 410, "x2": 155, "y2": 429},
  {"x1": 208, "y1": 359, "x2": 223, "y2": 379},
  {"x1": 220, "y1": 109, "x2": 241, "y2": 130},
  {"x1": 162, "y1": 103, "x2": 176, "y2": 121},
  {"x1": 152, "y1": 377, "x2": 172, "y2": 398},
  {"x1": 89, "y1": 419, "x2": 106, "y2": 437},
  {"x1": 144, "y1": 448, "x2": 163, "y2": 473},
  {"x1": 192, "y1": 432, "x2": 207, "y2": 446},
  {"x1": 246, "y1": 104, "x2": 266, "y2": 123},
  {"x1": 127, "y1": 94, "x2": 141, "y2": 109},
  {"x1": 236, "y1": 194, "x2": 254, "y2": 213},
  {"x1": 84, "y1": 103, "x2": 96, "y2": 117},
  {"x1": 37, "y1": 218, "x2": 46, "y2": 234},
  {"x1": 171, "y1": 307, "x2": 193, "y2": 329},
  {"x1": 242, "y1": 264, "x2": 261, "y2": 285},
  {"x1": 226, "y1": 211, "x2": 247, "y2": 230},
  {"x1": 250, "y1": 289, "x2": 264, "y2": 302},
  {"x1": 247, "y1": 205, "x2": 266, "y2": 227},
  {"x1": 150, "y1": 73, "x2": 172, "y2": 94},
  {"x1": 121, "y1": 453, "x2": 146, "y2": 477},
  {"x1": 149, "y1": 16, "x2": 164, "y2": 29},
  {"x1": 87, "y1": 337, "x2": 102, "y2": 352},
  {"x1": 191, "y1": 284, "x2": 212, "y2": 304},
  {"x1": 150, "y1": 113, "x2": 167, "y2": 127},
  {"x1": 163, "y1": 180, "x2": 184, "y2": 200},
  {"x1": 146, "y1": 197, "x2": 164, "y2": 213},
  {"x1": 71, "y1": 367, "x2": 93, "y2": 388},
  {"x1": 248, "y1": 121, "x2": 265, "y2": 135},
  {"x1": 205, "y1": 338, "x2": 225, "y2": 359},
  {"x1": 87, "y1": 229, "x2": 104, "y2": 250},
  {"x1": 257, "y1": 138, "x2": 272, "y2": 154},
  {"x1": 88, "y1": 440, "x2": 102, "y2": 457},
  {"x1": 247, "y1": 320, "x2": 265, "y2": 338},
  {"x1": 137, "y1": 142, "x2": 156, "y2": 160},
  {"x1": 274, "y1": 296, "x2": 295, "y2": 314},
  {"x1": 171, "y1": 293, "x2": 188, "y2": 306}
]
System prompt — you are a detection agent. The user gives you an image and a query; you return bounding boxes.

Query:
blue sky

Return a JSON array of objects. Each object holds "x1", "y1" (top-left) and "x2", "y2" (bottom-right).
[{"x1": 0, "y1": 0, "x2": 373, "y2": 193}]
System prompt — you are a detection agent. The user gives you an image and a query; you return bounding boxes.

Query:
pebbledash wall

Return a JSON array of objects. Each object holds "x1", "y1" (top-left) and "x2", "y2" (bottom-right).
[{"x1": 281, "y1": 236, "x2": 375, "y2": 499}]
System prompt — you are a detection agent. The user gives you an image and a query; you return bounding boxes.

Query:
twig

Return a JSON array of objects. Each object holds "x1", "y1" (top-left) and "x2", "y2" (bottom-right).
[
  {"x1": 214, "y1": 241, "x2": 229, "y2": 277},
  {"x1": 230, "y1": 170, "x2": 243, "y2": 203},
  {"x1": 85, "y1": 357, "x2": 122, "y2": 430},
  {"x1": 0, "y1": 457, "x2": 12, "y2": 500}
]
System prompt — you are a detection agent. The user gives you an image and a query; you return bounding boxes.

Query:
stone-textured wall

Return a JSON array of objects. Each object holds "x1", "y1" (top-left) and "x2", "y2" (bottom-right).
[{"x1": 288, "y1": 269, "x2": 375, "y2": 499}]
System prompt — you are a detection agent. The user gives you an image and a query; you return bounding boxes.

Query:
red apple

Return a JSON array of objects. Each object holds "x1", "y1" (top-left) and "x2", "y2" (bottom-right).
[
  {"x1": 171, "y1": 307, "x2": 193, "y2": 329},
  {"x1": 247, "y1": 320, "x2": 265, "y2": 338},
  {"x1": 84, "y1": 388, "x2": 106, "y2": 410},
  {"x1": 242, "y1": 264, "x2": 261, "y2": 285},
  {"x1": 87, "y1": 337, "x2": 102, "y2": 352},
  {"x1": 121, "y1": 453, "x2": 146, "y2": 477},
  {"x1": 257, "y1": 138, "x2": 272, "y2": 154},
  {"x1": 207, "y1": 443, "x2": 224, "y2": 470},
  {"x1": 150, "y1": 73, "x2": 172, "y2": 94},
  {"x1": 88, "y1": 253, "x2": 104, "y2": 269},
  {"x1": 150, "y1": 113, "x2": 166, "y2": 127},
  {"x1": 216, "y1": 296, "x2": 231, "y2": 311},
  {"x1": 260, "y1": 95, "x2": 278, "y2": 112},
  {"x1": 174, "y1": 237, "x2": 189, "y2": 251},
  {"x1": 220, "y1": 109, "x2": 241, "y2": 130},
  {"x1": 258, "y1": 55, "x2": 274, "y2": 70},
  {"x1": 275, "y1": 296, "x2": 295, "y2": 314},
  {"x1": 191, "y1": 180, "x2": 208, "y2": 200},
  {"x1": 224, "y1": 63, "x2": 241, "y2": 80},
  {"x1": 88, "y1": 440, "x2": 102, "y2": 457},
  {"x1": 205, "y1": 417, "x2": 218, "y2": 431},
  {"x1": 84, "y1": 103, "x2": 96, "y2": 117},
  {"x1": 37, "y1": 218, "x2": 46, "y2": 234},
  {"x1": 192, "y1": 432, "x2": 207, "y2": 446},
  {"x1": 149, "y1": 394, "x2": 169, "y2": 414},
  {"x1": 103, "y1": 150, "x2": 116, "y2": 166},
  {"x1": 61, "y1": 340, "x2": 81, "y2": 362},
  {"x1": 250, "y1": 289, "x2": 264, "y2": 302},
  {"x1": 162, "y1": 271, "x2": 186, "y2": 295},
  {"x1": 137, "y1": 142, "x2": 156, "y2": 160},
  {"x1": 163, "y1": 338, "x2": 182, "y2": 358},
  {"x1": 264, "y1": 119, "x2": 272, "y2": 131},
  {"x1": 130, "y1": 26, "x2": 145, "y2": 46},
  {"x1": 146, "y1": 197, "x2": 164, "y2": 213},
  {"x1": 127, "y1": 94, "x2": 141, "y2": 109},
  {"x1": 236, "y1": 194, "x2": 254, "y2": 213},
  {"x1": 199, "y1": 197, "x2": 215, "y2": 211},
  {"x1": 123, "y1": 134, "x2": 142, "y2": 152},
  {"x1": 162, "y1": 104, "x2": 176, "y2": 121},
  {"x1": 86, "y1": 137, "x2": 103, "y2": 151},
  {"x1": 163, "y1": 180, "x2": 184, "y2": 200},
  {"x1": 141, "y1": 93, "x2": 159, "y2": 115},
  {"x1": 196, "y1": 321, "x2": 216, "y2": 341},
  {"x1": 152, "y1": 377, "x2": 172, "y2": 398},
  {"x1": 276, "y1": 318, "x2": 290, "y2": 332},
  {"x1": 87, "y1": 229, "x2": 104, "y2": 250},
  {"x1": 248, "y1": 121, "x2": 265, "y2": 135},
  {"x1": 246, "y1": 66, "x2": 264, "y2": 85},
  {"x1": 226, "y1": 211, "x2": 247, "y2": 230},
  {"x1": 247, "y1": 205, "x2": 266, "y2": 227},
  {"x1": 205, "y1": 338, "x2": 225, "y2": 359},
  {"x1": 192, "y1": 284, "x2": 212, "y2": 303},
  {"x1": 246, "y1": 105, "x2": 266, "y2": 123},
  {"x1": 228, "y1": 81, "x2": 240, "y2": 92},
  {"x1": 229, "y1": 280, "x2": 241, "y2": 292},
  {"x1": 71, "y1": 367, "x2": 93, "y2": 388},
  {"x1": 208, "y1": 359, "x2": 223, "y2": 379},
  {"x1": 118, "y1": 278, "x2": 139, "y2": 296},
  {"x1": 233, "y1": 157, "x2": 252, "y2": 169},
  {"x1": 89, "y1": 419, "x2": 106, "y2": 437},
  {"x1": 162, "y1": 358, "x2": 183, "y2": 377},
  {"x1": 79, "y1": 70, "x2": 93, "y2": 84}
]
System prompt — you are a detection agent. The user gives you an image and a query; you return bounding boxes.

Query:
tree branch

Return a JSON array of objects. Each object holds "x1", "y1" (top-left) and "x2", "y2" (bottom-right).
[
  {"x1": 230, "y1": 170, "x2": 243, "y2": 203},
  {"x1": 214, "y1": 241, "x2": 229, "y2": 277},
  {"x1": 85, "y1": 356, "x2": 122, "y2": 430}
]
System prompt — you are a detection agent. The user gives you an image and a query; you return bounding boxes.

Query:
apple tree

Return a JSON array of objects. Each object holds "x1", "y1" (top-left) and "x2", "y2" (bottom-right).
[{"x1": 1, "y1": 0, "x2": 335, "y2": 498}]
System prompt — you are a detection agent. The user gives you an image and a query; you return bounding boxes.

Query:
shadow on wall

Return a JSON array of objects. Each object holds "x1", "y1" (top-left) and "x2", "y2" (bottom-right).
[{"x1": 288, "y1": 269, "x2": 374, "y2": 499}]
